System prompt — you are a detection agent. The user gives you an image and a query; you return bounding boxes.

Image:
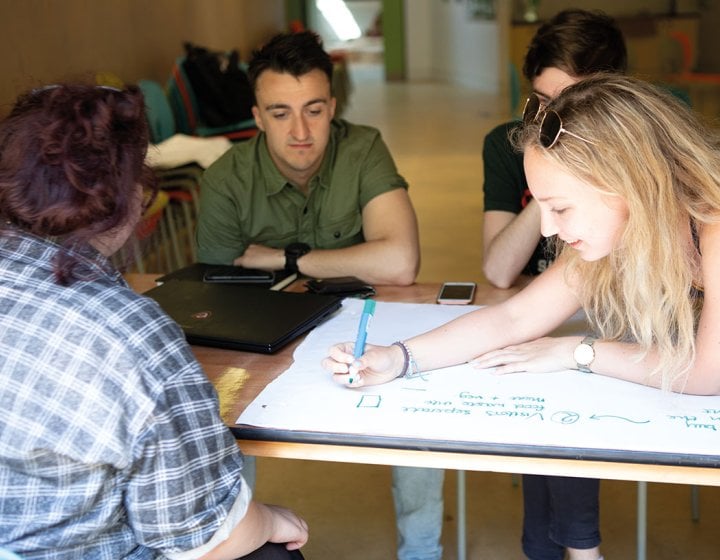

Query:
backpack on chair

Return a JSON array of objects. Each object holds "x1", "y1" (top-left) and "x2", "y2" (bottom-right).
[{"x1": 181, "y1": 42, "x2": 254, "y2": 128}]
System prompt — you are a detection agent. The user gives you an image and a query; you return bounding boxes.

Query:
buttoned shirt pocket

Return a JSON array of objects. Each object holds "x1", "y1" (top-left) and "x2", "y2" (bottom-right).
[{"x1": 312, "y1": 209, "x2": 364, "y2": 249}]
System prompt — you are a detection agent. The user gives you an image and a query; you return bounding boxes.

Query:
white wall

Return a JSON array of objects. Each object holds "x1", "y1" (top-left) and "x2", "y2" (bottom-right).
[
  {"x1": 308, "y1": 0, "x2": 381, "y2": 47},
  {"x1": 403, "y1": 0, "x2": 711, "y2": 92},
  {"x1": 405, "y1": 0, "x2": 501, "y2": 92}
]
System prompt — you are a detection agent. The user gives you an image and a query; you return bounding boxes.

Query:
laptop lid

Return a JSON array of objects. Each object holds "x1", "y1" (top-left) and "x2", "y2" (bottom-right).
[{"x1": 145, "y1": 280, "x2": 342, "y2": 354}]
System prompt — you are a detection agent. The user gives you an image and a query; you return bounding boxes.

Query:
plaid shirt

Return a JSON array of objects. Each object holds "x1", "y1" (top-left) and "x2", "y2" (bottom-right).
[{"x1": 0, "y1": 230, "x2": 250, "y2": 559}]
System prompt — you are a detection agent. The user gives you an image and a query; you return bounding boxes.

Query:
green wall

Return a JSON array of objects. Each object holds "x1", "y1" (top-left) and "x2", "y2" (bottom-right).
[
  {"x1": 285, "y1": 0, "x2": 307, "y2": 28},
  {"x1": 382, "y1": 0, "x2": 405, "y2": 81}
]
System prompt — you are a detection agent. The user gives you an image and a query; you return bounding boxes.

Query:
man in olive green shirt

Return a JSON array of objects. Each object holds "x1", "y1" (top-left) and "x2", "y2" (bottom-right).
[
  {"x1": 196, "y1": 31, "x2": 437, "y2": 560},
  {"x1": 196, "y1": 31, "x2": 419, "y2": 286}
]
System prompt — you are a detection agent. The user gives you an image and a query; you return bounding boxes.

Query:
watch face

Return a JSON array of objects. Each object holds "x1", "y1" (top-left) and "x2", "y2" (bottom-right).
[{"x1": 574, "y1": 343, "x2": 594, "y2": 366}]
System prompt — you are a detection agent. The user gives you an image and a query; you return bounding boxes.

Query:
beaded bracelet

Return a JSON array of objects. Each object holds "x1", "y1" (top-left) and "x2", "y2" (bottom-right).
[{"x1": 392, "y1": 340, "x2": 420, "y2": 378}]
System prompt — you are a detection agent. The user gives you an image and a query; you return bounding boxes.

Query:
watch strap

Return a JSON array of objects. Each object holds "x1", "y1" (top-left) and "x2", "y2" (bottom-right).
[
  {"x1": 284, "y1": 243, "x2": 311, "y2": 273},
  {"x1": 285, "y1": 252, "x2": 299, "y2": 274}
]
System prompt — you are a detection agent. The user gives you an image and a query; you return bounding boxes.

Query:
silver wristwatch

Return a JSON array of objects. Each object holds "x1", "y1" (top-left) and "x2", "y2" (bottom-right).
[{"x1": 573, "y1": 336, "x2": 597, "y2": 373}]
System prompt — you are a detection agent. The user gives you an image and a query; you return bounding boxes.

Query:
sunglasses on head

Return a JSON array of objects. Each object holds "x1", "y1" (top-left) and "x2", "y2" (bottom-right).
[{"x1": 522, "y1": 93, "x2": 594, "y2": 149}]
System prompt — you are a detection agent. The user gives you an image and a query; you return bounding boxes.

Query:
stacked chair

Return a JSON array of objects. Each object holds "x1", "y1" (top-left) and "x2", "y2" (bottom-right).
[
  {"x1": 129, "y1": 79, "x2": 210, "y2": 273},
  {"x1": 127, "y1": 43, "x2": 259, "y2": 274}
]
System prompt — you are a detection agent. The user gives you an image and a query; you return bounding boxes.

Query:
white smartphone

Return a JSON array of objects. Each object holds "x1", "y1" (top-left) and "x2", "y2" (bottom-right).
[{"x1": 437, "y1": 282, "x2": 476, "y2": 305}]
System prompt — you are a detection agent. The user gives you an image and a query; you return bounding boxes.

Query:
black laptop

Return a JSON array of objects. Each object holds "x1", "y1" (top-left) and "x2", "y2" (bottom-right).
[{"x1": 145, "y1": 280, "x2": 342, "y2": 354}]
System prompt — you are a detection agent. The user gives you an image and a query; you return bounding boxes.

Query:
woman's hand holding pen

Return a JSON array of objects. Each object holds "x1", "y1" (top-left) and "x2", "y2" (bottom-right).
[{"x1": 322, "y1": 343, "x2": 404, "y2": 387}]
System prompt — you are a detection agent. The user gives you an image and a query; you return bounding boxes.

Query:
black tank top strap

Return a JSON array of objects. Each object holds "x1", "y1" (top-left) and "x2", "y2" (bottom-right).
[
  {"x1": 691, "y1": 220, "x2": 701, "y2": 254},
  {"x1": 690, "y1": 219, "x2": 704, "y2": 299}
]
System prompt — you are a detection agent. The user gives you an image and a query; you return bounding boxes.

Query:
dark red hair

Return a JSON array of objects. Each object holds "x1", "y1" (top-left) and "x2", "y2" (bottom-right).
[{"x1": 0, "y1": 84, "x2": 156, "y2": 283}]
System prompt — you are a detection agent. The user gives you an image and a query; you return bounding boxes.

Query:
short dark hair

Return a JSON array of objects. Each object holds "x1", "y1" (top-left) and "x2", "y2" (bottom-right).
[
  {"x1": 248, "y1": 31, "x2": 333, "y2": 93},
  {"x1": 0, "y1": 84, "x2": 155, "y2": 284},
  {"x1": 523, "y1": 9, "x2": 627, "y2": 82}
]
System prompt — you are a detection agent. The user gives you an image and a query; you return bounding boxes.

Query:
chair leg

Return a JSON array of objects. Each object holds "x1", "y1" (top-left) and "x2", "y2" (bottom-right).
[
  {"x1": 179, "y1": 199, "x2": 197, "y2": 262},
  {"x1": 457, "y1": 470, "x2": 466, "y2": 560},
  {"x1": 637, "y1": 481, "x2": 647, "y2": 560},
  {"x1": 157, "y1": 211, "x2": 174, "y2": 273},
  {"x1": 131, "y1": 237, "x2": 145, "y2": 274},
  {"x1": 160, "y1": 203, "x2": 184, "y2": 271},
  {"x1": 690, "y1": 485, "x2": 700, "y2": 522}
]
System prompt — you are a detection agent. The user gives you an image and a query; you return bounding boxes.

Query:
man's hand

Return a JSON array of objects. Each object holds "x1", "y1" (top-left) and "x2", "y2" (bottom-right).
[
  {"x1": 233, "y1": 244, "x2": 285, "y2": 271},
  {"x1": 482, "y1": 201, "x2": 543, "y2": 289}
]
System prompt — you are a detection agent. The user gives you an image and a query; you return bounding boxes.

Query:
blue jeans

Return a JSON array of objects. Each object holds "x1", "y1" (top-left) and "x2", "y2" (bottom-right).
[
  {"x1": 253, "y1": 457, "x2": 443, "y2": 559},
  {"x1": 392, "y1": 466, "x2": 445, "y2": 560},
  {"x1": 522, "y1": 475, "x2": 601, "y2": 560}
]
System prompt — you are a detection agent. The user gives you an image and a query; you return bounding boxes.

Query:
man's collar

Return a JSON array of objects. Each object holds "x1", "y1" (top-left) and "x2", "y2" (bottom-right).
[{"x1": 257, "y1": 136, "x2": 289, "y2": 196}]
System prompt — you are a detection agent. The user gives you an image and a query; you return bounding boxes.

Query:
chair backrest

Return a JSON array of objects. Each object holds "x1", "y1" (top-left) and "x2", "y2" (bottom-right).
[
  {"x1": 668, "y1": 30, "x2": 695, "y2": 74},
  {"x1": 166, "y1": 58, "x2": 198, "y2": 136},
  {"x1": 138, "y1": 79, "x2": 176, "y2": 143},
  {"x1": 95, "y1": 71, "x2": 124, "y2": 89},
  {"x1": 661, "y1": 83, "x2": 692, "y2": 107}
]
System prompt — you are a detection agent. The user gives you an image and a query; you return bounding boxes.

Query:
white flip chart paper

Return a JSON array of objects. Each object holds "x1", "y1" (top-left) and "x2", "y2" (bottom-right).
[{"x1": 238, "y1": 299, "x2": 720, "y2": 459}]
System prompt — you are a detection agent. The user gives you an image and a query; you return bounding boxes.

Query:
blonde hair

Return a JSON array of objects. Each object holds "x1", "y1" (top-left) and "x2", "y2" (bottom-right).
[{"x1": 514, "y1": 74, "x2": 720, "y2": 390}]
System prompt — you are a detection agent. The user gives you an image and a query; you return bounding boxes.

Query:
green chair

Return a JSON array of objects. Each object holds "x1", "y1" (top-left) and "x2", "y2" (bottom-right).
[
  {"x1": 138, "y1": 79, "x2": 177, "y2": 143},
  {"x1": 138, "y1": 79, "x2": 205, "y2": 265}
]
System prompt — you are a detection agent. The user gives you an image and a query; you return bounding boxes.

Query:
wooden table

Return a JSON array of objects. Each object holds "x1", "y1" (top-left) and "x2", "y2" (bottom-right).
[{"x1": 126, "y1": 274, "x2": 720, "y2": 487}]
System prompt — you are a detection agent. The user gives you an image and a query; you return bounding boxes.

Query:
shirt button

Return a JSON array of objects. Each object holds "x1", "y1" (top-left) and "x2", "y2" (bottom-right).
[
  {"x1": 334, "y1": 231, "x2": 341, "y2": 238},
  {"x1": 303, "y1": 207, "x2": 308, "y2": 215}
]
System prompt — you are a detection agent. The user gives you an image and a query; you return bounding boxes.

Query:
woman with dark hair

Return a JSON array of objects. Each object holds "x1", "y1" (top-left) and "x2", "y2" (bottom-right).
[
  {"x1": 0, "y1": 84, "x2": 156, "y2": 282},
  {"x1": 0, "y1": 84, "x2": 307, "y2": 559}
]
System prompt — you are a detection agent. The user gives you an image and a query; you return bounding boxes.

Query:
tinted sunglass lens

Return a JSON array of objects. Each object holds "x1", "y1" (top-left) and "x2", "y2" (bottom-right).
[
  {"x1": 522, "y1": 95, "x2": 541, "y2": 124},
  {"x1": 540, "y1": 111, "x2": 562, "y2": 148}
]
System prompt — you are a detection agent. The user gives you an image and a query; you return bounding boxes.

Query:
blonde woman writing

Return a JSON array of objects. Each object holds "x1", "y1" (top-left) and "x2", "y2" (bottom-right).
[{"x1": 323, "y1": 74, "x2": 720, "y2": 560}]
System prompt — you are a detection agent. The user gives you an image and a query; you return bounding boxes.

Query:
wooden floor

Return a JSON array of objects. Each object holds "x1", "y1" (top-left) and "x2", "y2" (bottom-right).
[{"x1": 248, "y1": 62, "x2": 720, "y2": 560}]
